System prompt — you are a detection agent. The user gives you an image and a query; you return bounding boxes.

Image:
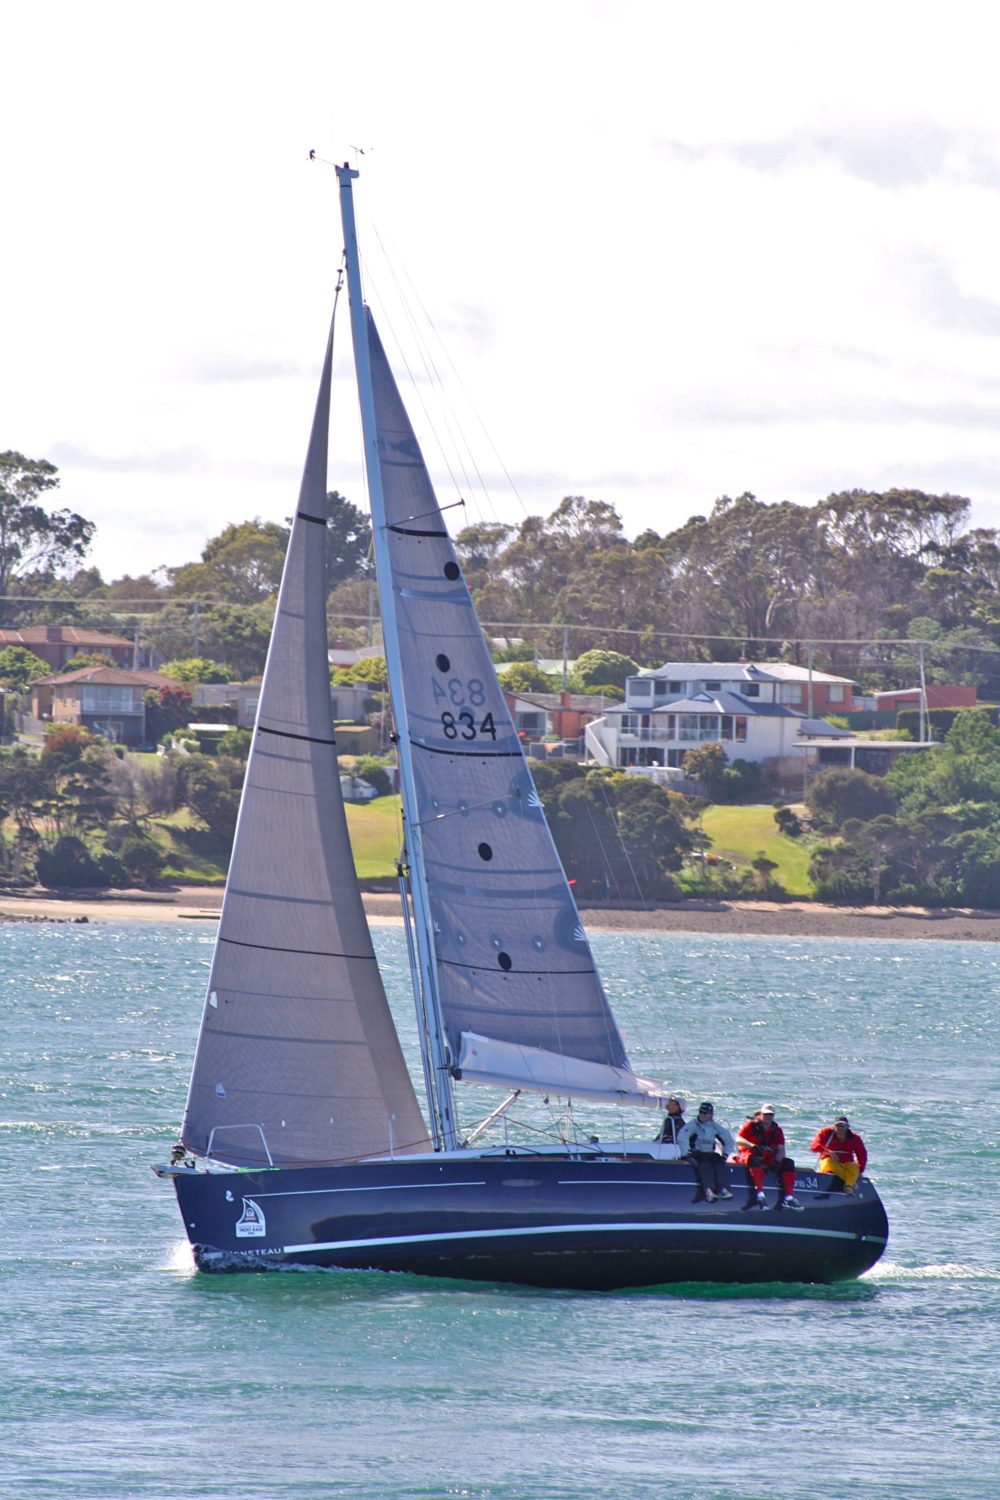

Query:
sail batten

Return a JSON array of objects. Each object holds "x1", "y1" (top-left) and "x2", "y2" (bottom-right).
[{"x1": 180, "y1": 318, "x2": 430, "y2": 1168}]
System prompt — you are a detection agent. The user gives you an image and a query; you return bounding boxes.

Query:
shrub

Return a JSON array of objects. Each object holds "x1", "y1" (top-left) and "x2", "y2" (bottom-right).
[
  {"x1": 805, "y1": 767, "x2": 896, "y2": 829},
  {"x1": 36, "y1": 836, "x2": 127, "y2": 889},
  {"x1": 353, "y1": 755, "x2": 392, "y2": 796},
  {"x1": 217, "y1": 728, "x2": 252, "y2": 761},
  {"x1": 568, "y1": 650, "x2": 639, "y2": 693},
  {"x1": 774, "y1": 806, "x2": 803, "y2": 837},
  {"x1": 119, "y1": 834, "x2": 166, "y2": 886}
]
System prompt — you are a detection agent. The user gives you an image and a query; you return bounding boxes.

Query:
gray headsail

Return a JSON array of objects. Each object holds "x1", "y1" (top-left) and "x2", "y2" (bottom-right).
[
  {"x1": 180, "y1": 320, "x2": 430, "y2": 1166},
  {"x1": 366, "y1": 315, "x2": 664, "y2": 1109}
]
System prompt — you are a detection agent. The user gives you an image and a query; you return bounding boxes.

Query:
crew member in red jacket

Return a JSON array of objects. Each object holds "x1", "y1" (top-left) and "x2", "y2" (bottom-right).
[
  {"x1": 811, "y1": 1114, "x2": 867, "y2": 1194},
  {"x1": 735, "y1": 1103, "x2": 801, "y2": 1210}
]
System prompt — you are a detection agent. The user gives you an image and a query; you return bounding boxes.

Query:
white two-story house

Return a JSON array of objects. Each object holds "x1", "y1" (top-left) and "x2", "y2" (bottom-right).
[{"x1": 585, "y1": 661, "x2": 854, "y2": 777}]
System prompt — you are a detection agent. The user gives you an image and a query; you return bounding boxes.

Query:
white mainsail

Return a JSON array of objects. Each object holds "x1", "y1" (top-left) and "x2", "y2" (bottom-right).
[{"x1": 180, "y1": 322, "x2": 430, "y2": 1167}]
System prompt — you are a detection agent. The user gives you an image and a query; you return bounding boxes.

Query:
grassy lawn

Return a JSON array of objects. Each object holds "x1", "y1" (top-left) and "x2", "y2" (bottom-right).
[
  {"x1": 699, "y1": 803, "x2": 816, "y2": 898},
  {"x1": 345, "y1": 795, "x2": 403, "y2": 879},
  {"x1": 148, "y1": 797, "x2": 404, "y2": 884}
]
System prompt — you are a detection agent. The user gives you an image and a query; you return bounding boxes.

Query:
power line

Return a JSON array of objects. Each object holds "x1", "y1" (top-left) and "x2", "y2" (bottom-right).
[{"x1": 4, "y1": 598, "x2": 999, "y2": 658}]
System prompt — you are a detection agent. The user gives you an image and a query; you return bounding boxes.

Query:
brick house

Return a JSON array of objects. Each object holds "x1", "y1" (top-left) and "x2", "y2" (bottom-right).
[
  {"x1": 0, "y1": 625, "x2": 138, "y2": 672},
  {"x1": 26, "y1": 666, "x2": 176, "y2": 746}
]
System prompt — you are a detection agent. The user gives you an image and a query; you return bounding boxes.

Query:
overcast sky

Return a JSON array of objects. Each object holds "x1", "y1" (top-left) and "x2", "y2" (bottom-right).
[{"x1": 4, "y1": 1, "x2": 1000, "y2": 584}]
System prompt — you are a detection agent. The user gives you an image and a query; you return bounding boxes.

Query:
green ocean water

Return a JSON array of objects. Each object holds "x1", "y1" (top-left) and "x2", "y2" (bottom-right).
[{"x1": 2, "y1": 920, "x2": 998, "y2": 1500}]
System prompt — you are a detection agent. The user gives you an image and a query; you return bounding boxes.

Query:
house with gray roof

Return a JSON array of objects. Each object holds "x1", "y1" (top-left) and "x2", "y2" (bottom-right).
[{"x1": 585, "y1": 660, "x2": 854, "y2": 781}]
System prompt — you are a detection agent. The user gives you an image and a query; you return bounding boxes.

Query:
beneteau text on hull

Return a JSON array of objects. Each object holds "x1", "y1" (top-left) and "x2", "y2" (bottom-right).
[{"x1": 158, "y1": 165, "x2": 888, "y2": 1289}]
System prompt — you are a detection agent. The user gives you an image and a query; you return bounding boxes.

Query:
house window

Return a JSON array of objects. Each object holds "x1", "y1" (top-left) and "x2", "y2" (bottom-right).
[
  {"x1": 678, "y1": 713, "x2": 720, "y2": 742},
  {"x1": 619, "y1": 714, "x2": 638, "y2": 731},
  {"x1": 720, "y1": 716, "x2": 733, "y2": 740},
  {"x1": 743, "y1": 682, "x2": 760, "y2": 697},
  {"x1": 828, "y1": 684, "x2": 845, "y2": 703},
  {"x1": 518, "y1": 712, "x2": 545, "y2": 736},
  {"x1": 734, "y1": 716, "x2": 748, "y2": 742},
  {"x1": 668, "y1": 681, "x2": 682, "y2": 693},
  {"x1": 705, "y1": 680, "x2": 722, "y2": 691},
  {"x1": 81, "y1": 685, "x2": 137, "y2": 713},
  {"x1": 781, "y1": 683, "x2": 803, "y2": 704},
  {"x1": 629, "y1": 679, "x2": 652, "y2": 698}
]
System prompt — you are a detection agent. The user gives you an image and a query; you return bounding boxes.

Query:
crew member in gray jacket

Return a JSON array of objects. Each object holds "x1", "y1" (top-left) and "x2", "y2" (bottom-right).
[{"x1": 682, "y1": 1102, "x2": 734, "y2": 1202}]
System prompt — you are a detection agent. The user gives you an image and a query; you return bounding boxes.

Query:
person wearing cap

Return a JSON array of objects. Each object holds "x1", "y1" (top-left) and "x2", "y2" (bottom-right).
[
  {"x1": 735, "y1": 1104, "x2": 802, "y2": 1210},
  {"x1": 680, "y1": 1102, "x2": 734, "y2": 1202},
  {"x1": 657, "y1": 1094, "x2": 687, "y2": 1150},
  {"x1": 810, "y1": 1114, "x2": 867, "y2": 1195}
]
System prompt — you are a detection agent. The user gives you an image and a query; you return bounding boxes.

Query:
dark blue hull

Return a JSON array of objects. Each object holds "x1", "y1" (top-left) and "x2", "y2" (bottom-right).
[{"x1": 169, "y1": 1154, "x2": 888, "y2": 1290}]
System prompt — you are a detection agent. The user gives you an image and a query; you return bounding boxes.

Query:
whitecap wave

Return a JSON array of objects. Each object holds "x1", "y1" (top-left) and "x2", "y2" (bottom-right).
[{"x1": 864, "y1": 1260, "x2": 1000, "y2": 1282}]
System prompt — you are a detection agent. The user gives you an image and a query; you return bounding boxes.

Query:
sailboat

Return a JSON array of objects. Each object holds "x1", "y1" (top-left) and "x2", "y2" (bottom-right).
[{"x1": 157, "y1": 165, "x2": 888, "y2": 1288}]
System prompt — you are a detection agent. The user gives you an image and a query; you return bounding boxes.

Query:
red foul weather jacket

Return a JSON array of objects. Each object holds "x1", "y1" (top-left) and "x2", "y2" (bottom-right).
[
  {"x1": 736, "y1": 1118, "x2": 786, "y2": 1165},
  {"x1": 810, "y1": 1126, "x2": 867, "y2": 1171}
]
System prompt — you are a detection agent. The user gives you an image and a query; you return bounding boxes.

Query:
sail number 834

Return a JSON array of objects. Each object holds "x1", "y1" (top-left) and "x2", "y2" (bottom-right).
[{"x1": 431, "y1": 677, "x2": 497, "y2": 741}]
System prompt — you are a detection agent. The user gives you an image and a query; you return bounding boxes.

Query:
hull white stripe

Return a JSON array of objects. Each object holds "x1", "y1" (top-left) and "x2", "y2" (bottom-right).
[
  {"x1": 252, "y1": 1180, "x2": 486, "y2": 1200},
  {"x1": 282, "y1": 1221, "x2": 885, "y2": 1255}
]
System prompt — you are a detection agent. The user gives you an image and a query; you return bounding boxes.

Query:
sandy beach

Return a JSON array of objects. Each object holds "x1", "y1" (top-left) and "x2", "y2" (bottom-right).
[{"x1": 2, "y1": 885, "x2": 1000, "y2": 940}]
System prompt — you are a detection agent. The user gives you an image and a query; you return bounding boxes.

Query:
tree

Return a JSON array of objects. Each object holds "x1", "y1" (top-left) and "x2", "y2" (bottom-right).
[
  {"x1": 805, "y1": 768, "x2": 896, "y2": 830},
  {"x1": 0, "y1": 452, "x2": 96, "y2": 622},
  {"x1": 167, "y1": 519, "x2": 288, "y2": 603},
  {"x1": 569, "y1": 650, "x2": 639, "y2": 693},
  {"x1": 750, "y1": 851, "x2": 780, "y2": 893},
  {"x1": 323, "y1": 490, "x2": 372, "y2": 587},
  {"x1": 145, "y1": 685, "x2": 193, "y2": 742},
  {"x1": 681, "y1": 742, "x2": 730, "y2": 798},
  {"x1": 176, "y1": 753, "x2": 243, "y2": 848},
  {"x1": 331, "y1": 655, "x2": 388, "y2": 688},
  {"x1": 353, "y1": 755, "x2": 392, "y2": 796},
  {"x1": 118, "y1": 832, "x2": 166, "y2": 887},
  {"x1": 216, "y1": 727, "x2": 252, "y2": 760},
  {"x1": 497, "y1": 662, "x2": 558, "y2": 693},
  {"x1": 537, "y1": 769, "x2": 690, "y2": 900},
  {"x1": 161, "y1": 658, "x2": 231, "y2": 685},
  {"x1": 0, "y1": 646, "x2": 50, "y2": 692}
]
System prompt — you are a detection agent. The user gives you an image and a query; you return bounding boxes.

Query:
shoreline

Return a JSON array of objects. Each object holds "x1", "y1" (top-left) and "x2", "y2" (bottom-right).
[{"x1": 2, "y1": 886, "x2": 1000, "y2": 941}]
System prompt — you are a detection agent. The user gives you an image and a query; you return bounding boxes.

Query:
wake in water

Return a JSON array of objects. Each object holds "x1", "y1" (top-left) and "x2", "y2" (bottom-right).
[{"x1": 865, "y1": 1260, "x2": 1000, "y2": 1283}]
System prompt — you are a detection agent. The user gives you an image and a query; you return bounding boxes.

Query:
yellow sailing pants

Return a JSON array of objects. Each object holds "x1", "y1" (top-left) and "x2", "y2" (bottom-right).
[{"x1": 818, "y1": 1157, "x2": 860, "y2": 1188}]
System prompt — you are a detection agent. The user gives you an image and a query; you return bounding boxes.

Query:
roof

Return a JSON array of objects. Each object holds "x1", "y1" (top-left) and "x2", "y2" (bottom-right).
[
  {"x1": 799, "y1": 717, "x2": 851, "y2": 738},
  {"x1": 34, "y1": 666, "x2": 176, "y2": 688},
  {"x1": 503, "y1": 691, "x2": 604, "y2": 712},
  {"x1": 634, "y1": 660, "x2": 855, "y2": 686},
  {"x1": 605, "y1": 692, "x2": 803, "y2": 719},
  {"x1": 0, "y1": 625, "x2": 133, "y2": 647}
]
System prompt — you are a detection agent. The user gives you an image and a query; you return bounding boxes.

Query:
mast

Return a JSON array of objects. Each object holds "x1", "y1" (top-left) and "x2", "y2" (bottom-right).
[{"x1": 336, "y1": 163, "x2": 458, "y2": 1151}]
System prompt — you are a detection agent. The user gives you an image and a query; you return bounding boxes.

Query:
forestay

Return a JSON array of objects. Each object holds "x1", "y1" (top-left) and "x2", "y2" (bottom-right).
[
  {"x1": 367, "y1": 315, "x2": 663, "y2": 1109},
  {"x1": 181, "y1": 322, "x2": 430, "y2": 1167}
]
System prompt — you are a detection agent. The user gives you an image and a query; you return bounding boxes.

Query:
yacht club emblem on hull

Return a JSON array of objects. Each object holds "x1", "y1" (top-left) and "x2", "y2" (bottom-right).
[{"x1": 235, "y1": 1197, "x2": 266, "y2": 1238}]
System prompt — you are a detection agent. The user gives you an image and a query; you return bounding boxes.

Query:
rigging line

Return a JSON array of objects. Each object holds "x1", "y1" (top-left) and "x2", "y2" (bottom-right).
[
  {"x1": 368, "y1": 219, "x2": 500, "y2": 531},
  {"x1": 392, "y1": 237, "x2": 532, "y2": 524},
  {"x1": 356, "y1": 250, "x2": 471, "y2": 509},
  {"x1": 388, "y1": 498, "x2": 467, "y2": 529}
]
